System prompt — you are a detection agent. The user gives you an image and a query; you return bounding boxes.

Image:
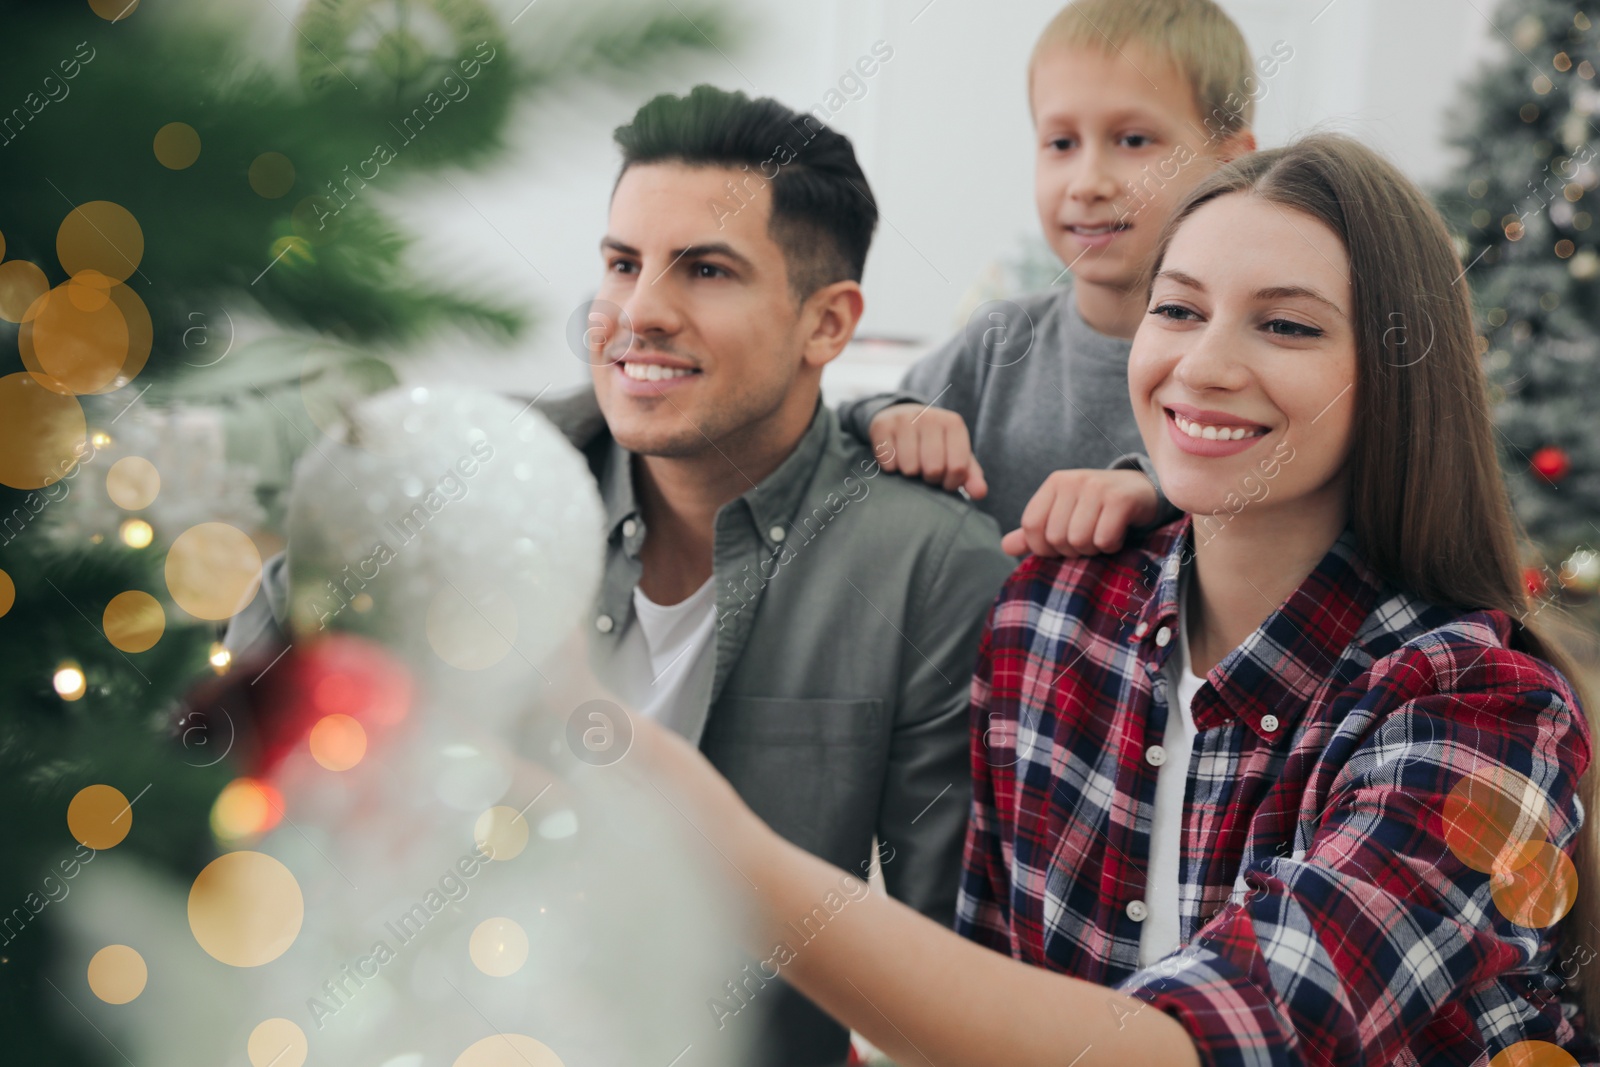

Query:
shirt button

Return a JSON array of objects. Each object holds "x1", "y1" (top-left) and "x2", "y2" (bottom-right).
[
  {"x1": 1155, "y1": 626, "x2": 1171, "y2": 647},
  {"x1": 769, "y1": 526, "x2": 786, "y2": 542},
  {"x1": 1126, "y1": 899, "x2": 1149, "y2": 922},
  {"x1": 1145, "y1": 744, "x2": 1167, "y2": 767},
  {"x1": 1133, "y1": 621, "x2": 1149, "y2": 637},
  {"x1": 1260, "y1": 713, "x2": 1280, "y2": 733},
  {"x1": 595, "y1": 614, "x2": 615, "y2": 634},
  {"x1": 621, "y1": 519, "x2": 638, "y2": 538}
]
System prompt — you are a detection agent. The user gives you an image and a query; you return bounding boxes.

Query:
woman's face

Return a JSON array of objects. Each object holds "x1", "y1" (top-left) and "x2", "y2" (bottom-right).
[{"x1": 1128, "y1": 192, "x2": 1358, "y2": 530}]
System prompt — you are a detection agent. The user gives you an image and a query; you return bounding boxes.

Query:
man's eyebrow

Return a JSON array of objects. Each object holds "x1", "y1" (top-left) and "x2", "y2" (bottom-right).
[
  {"x1": 599, "y1": 237, "x2": 755, "y2": 272},
  {"x1": 669, "y1": 242, "x2": 755, "y2": 270},
  {"x1": 1154, "y1": 268, "x2": 1346, "y2": 316}
]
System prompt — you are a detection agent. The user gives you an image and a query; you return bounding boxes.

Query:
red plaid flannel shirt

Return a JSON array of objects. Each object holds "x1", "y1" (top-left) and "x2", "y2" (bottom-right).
[{"x1": 957, "y1": 514, "x2": 1598, "y2": 1066}]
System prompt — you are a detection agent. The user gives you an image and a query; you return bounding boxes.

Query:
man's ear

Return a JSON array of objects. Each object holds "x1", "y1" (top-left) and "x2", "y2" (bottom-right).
[{"x1": 799, "y1": 280, "x2": 865, "y2": 370}]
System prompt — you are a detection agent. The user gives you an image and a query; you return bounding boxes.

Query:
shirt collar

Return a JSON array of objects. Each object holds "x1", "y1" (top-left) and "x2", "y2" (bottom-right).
[
  {"x1": 594, "y1": 399, "x2": 833, "y2": 554},
  {"x1": 1130, "y1": 513, "x2": 1386, "y2": 740}
]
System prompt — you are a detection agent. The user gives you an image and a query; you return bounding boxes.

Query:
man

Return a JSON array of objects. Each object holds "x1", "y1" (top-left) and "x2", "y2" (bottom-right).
[
  {"x1": 548, "y1": 85, "x2": 1014, "y2": 1064},
  {"x1": 232, "y1": 86, "x2": 1014, "y2": 1066}
]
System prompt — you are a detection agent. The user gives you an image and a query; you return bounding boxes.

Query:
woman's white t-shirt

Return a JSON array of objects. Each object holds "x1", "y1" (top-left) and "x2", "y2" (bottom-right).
[{"x1": 1138, "y1": 565, "x2": 1206, "y2": 968}]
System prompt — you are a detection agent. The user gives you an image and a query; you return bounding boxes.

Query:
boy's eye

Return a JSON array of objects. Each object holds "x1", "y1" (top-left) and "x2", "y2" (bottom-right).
[
  {"x1": 1122, "y1": 134, "x2": 1152, "y2": 148},
  {"x1": 1048, "y1": 136, "x2": 1075, "y2": 152},
  {"x1": 607, "y1": 258, "x2": 637, "y2": 275},
  {"x1": 1264, "y1": 318, "x2": 1322, "y2": 338}
]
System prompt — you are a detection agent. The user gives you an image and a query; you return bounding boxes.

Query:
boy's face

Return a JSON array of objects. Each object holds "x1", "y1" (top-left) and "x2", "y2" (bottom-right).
[{"x1": 1030, "y1": 40, "x2": 1248, "y2": 291}]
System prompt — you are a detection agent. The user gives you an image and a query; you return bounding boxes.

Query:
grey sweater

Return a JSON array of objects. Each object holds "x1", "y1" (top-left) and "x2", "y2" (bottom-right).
[{"x1": 839, "y1": 281, "x2": 1172, "y2": 535}]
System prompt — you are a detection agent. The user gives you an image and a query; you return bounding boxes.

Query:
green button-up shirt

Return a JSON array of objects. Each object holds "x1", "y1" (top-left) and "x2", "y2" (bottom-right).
[{"x1": 541, "y1": 386, "x2": 1016, "y2": 1064}]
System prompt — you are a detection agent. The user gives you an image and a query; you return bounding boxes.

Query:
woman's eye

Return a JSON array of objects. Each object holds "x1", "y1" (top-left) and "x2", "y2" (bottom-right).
[
  {"x1": 1149, "y1": 303, "x2": 1196, "y2": 321},
  {"x1": 693, "y1": 262, "x2": 727, "y2": 279},
  {"x1": 608, "y1": 258, "x2": 636, "y2": 275},
  {"x1": 1264, "y1": 318, "x2": 1322, "y2": 338}
]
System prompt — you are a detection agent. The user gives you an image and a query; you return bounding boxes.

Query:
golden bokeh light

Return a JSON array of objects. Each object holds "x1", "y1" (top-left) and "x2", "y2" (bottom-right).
[
  {"x1": 120, "y1": 517, "x2": 154, "y2": 549},
  {"x1": 21, "y1": 281, "x2": 131, "y2": 394},
  {"x1": 54, "y1": 662, "x2": 87, "y2": 701},
  {"x1": 427, "y1": 586, "x2": 517, "y2": 670},
  {"x1": 248, "y1": 1018, "x2": 307, "y2": 1067},
  {"x1": 209, "y1": 642, "x2": 233, "y2": 673},
  {"x1": 1489, "y1": 1041, "x2": 1580, "y2": 1067},
  {"x1": 165, "y1": 522, "x2": 263, "y2": 620},
  {"x1": 20, "y1": 279, "x2": 151, "y2": 396},
  {"x1": 0, "y1": 568, "x2": 14, "y2": 618},
  {"x1": 1443, "y1": 766, "x2": 1549, "y2": 875},
  {"x1": 474, "y1": 806, "x2": 529, "y2": 862},
  {"x1": 68, "y1": 784, "x2": 133, "y2": 849},
  {"x1": 57, "y1": 202, "x2": 144, "y2": 283},
  {"x1": 308, "y1": 713, "x2": 367, "y2": 772},
  {"x1": 1491, "y1": 841, "x2": 1579, "y2": 928},
  {"x1": 0, "y1": 372, "x2": 86, "y2": 489},
  {"x1": 211, "y1": 777, "x2": 284, "y2": 842},
  {"x1": 187, "y1": 851, "x2": 304, "y2": 967},
  {"x1": 106, "y1": 455, "x2": 160, "y2": 510},
  {"x1": 86, "y1": 944, "x2": 147, "y2": 1004},
  {"x1": 89, "y1": 0, "x2": 140, "y2": 20},
  {"x1": 469, "y1": 917, "x2": 529, "y2": 977},
  {"x1": 249, "y1": 153, "x2": 296, "y2": 199},
  {"x1": 452, "y1": 1035, "x2": 566, "y2": 1067},
  {"x1": 154, "y1": 122, "x2": 201, "y2": 170},
  {"x1": 67, "y1": 268, "x2": 112, "y2": 312},
  {"x1": 0, "y1": 259, "x2": 49, "y2": 323},
  {"x1": 103, "y1": 590, "x2": 165, "y2": 653}
]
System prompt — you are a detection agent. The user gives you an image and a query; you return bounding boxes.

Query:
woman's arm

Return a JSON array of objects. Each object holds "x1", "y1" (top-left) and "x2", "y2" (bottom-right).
[{"x1": 638, "y1": 711, "x2": 1203, "y2": 1067}]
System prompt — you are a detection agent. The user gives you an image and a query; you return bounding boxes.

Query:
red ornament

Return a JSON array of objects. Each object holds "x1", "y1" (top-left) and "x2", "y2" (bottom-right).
[
  {"x1": 1524, "y1": 565, "x2": 1550, "y2": 599},
  {"x1": 1531, "y1": 446, "x2": 1571, "y2": 483}
]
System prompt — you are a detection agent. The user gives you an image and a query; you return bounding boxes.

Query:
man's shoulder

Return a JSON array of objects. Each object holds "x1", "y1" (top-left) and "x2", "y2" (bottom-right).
[{"x1": 816, "y1": 417, "x2": 1004, "y2": 548}]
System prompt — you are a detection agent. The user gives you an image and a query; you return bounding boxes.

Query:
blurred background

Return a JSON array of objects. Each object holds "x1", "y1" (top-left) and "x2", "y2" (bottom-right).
[{"x1": 387, "y1": 0, "x2": 1507, "y2": 399}]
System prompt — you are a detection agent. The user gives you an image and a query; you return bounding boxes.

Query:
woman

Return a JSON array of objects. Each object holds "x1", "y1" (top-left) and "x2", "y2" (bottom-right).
[{"x1": 635, "y1": 132, "x2": 1600, "y2": 1065}]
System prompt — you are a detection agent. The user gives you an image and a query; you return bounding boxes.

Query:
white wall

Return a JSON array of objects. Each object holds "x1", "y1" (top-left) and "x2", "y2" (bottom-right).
[{"x1": 376, "y1": 0, "x2": 1505, "y2": 399}]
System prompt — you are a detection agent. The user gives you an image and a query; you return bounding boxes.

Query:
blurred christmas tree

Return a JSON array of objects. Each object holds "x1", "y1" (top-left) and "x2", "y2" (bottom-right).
[
  {"x1": 1435, "y1": 0, "x2": 1600, "y2": 613},
  {"x1": 0, "y1": 0, "x2": 725, "y2": 1062}
]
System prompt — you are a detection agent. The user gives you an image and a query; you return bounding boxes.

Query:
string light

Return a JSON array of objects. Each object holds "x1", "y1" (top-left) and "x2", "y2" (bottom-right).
[
  {"x1": 54, "y1": 662, "x2": 86, "y2": 701},
  {"x1": 118, "y1": 518, "x2": 153, "y2": 549}
]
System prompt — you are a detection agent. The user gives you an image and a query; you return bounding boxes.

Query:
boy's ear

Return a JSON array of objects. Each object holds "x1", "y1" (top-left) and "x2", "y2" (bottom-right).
[{"x1": 1216, "y1": 129, "x2": 1258, "y2": 163}]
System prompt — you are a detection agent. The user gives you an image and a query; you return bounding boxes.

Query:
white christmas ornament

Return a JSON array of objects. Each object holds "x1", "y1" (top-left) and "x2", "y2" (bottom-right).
[{"x1": 55, "y1": 386, "x2": 753, "y2": 1067}]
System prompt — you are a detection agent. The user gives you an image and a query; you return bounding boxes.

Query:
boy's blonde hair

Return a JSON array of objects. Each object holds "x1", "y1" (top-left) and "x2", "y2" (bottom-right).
[{"x1": 1030, "y1": 0, "x2": 1256, "y2": 141}]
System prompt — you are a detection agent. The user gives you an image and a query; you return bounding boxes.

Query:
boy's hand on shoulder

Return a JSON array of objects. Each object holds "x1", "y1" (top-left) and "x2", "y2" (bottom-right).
[
  {"x1": 1001, "y1": 469, "x2": 1160, "y2": 558},
  {"x1": 868, "y1": 402, "x2": 987, "y2": 499}
]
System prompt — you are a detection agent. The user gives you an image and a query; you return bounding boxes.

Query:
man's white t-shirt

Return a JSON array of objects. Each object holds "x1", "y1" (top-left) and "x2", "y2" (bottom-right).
[
  {"x1": 1139, "y1": 565, "x2": 1205, "y2": 968},
  {"x1": 608, "y1": 576, "x2": 719, "y2": 739}
]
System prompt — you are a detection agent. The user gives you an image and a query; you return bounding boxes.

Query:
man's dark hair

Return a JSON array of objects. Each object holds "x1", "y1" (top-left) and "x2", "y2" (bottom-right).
[{"x1": 613, "y1": 85, "x2": 878, "y2": 301}]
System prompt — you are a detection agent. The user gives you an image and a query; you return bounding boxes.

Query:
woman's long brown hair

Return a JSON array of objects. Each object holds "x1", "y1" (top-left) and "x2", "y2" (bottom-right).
[{"x1": 1140, "y1": 131, "x2": 1600, "y2": 1035}]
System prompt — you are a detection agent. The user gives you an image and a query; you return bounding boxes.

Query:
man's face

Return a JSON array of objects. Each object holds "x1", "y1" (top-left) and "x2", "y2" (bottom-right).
[{"x1": 589, "y1": 162, "x2": 809, "y2": 458}]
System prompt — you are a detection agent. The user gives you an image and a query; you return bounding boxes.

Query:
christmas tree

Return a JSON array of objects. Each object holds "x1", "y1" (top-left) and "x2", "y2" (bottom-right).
[
  {"x1": 1434, "y1": 0, "x2": 1600, "y2": 610},
  {"x1": 0, "y1": 1, "x2": 725, "y2": 1062}
]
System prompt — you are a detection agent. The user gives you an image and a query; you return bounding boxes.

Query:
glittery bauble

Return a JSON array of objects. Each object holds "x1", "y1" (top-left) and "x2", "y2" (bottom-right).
[{"x1": 284, "y1": 386, "x2": 603, "y2": 687}]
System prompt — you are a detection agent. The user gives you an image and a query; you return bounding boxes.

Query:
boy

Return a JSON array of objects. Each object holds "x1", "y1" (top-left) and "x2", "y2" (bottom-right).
[{"x1": 839, "y1": 0, "x2": 1263, "y2": 556}]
